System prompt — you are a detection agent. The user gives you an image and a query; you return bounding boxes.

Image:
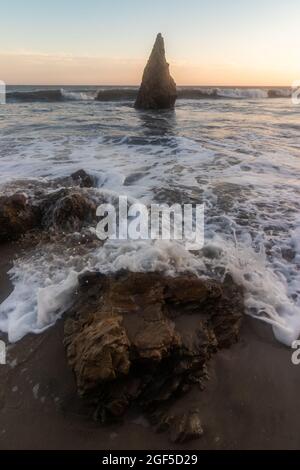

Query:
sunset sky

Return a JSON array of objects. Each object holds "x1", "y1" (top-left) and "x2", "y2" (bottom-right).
[{"x1": 1, "y1": 0, "x2": 300, "y2": 86}]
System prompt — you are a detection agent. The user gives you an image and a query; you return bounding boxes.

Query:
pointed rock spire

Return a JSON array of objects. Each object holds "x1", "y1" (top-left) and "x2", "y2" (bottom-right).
[{"x1": 134, "y1": 33, "x2": 177, "y2": 110}]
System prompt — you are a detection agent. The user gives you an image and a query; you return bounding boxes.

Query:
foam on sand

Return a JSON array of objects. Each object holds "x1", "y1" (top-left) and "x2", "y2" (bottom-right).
[{"x1": 1, "y1": 229, "x2": 300, "y2": 346}]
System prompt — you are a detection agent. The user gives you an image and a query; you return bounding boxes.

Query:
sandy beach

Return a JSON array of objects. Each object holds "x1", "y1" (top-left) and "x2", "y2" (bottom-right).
[{"x1": 1, "y1": 245, "x2": 299, "y2": 451}]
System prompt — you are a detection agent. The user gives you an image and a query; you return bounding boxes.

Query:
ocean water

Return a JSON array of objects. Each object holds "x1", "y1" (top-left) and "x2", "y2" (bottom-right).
[{"x1": 0, "y1": 85, "x2": 300, "y2": 345}]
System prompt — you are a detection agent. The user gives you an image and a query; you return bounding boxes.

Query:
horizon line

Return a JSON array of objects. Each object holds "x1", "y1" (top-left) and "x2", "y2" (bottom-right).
[{"x1": 5, "y1": 83, "x2": 292, "y2": 88}]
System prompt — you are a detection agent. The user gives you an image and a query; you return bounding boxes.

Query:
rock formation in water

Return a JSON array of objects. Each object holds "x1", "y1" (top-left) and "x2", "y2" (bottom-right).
[
  {"x1": 0, "y1": 170, "x2": 98, "y2": 243},
  {"x1": 134, "y1": 33, "x2": 177, "y2": 110},
  {"x1": 69, "y1": 169, "x2": 96, "y2": 188},
  {"x1": 64, "y1": 270, "x2": 243, "y2": 442}
]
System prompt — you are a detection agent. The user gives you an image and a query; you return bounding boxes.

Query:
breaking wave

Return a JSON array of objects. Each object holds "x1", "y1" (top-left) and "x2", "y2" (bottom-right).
[
  {"x1": 7, "y1": 89, "x2": 64, "y2": 102},
  {"x1": 6, "y1": 86, "x2": 292, "y2": 103},
  {"x1": 60, "y1": 88, "x2": 95, "y2": 101},
  {"x1": 7, "y1": 88, "x2": 96, "y2": 102}
]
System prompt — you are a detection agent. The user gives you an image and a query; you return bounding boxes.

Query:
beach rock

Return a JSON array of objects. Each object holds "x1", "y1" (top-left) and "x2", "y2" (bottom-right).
[
  {"x1": 134, "y1": 33, "x2": 177, "y2": 110},
  {"x1": 40, "y1": 189, "x2": 98, "y2": 231},
  {"x1": 0, "y1": 193, "x2": 40, "y2": 242},
  {"x1": 0, "y1": 172, "x2": 101, "y2": 243},
  {"x1": 64, "y1": 271, "x2": 243, "y2": 431},
  {"x1": 65, "y1": 316, "x2": 131, "y2": 396}
]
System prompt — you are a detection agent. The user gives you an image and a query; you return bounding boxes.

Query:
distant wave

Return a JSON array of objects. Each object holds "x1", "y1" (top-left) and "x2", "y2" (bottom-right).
[
  {"x1": 178, "y1": 87, "x2": 291, "y2": 100},
  {"x1": 267, "y1": 89, "x2": 292, "y2": 98},
  {"x1": 60, "y1": 89, "x2": 95, "y2": 101},
  {"x1": 7, "y1": 88, "x2": 95, "y2": 103},
  {"x1": 7, "y1": 87, "x2": 292, "y2": 103},
  {"x1": 7, "y1": 89, "x2": 64, "y2": 102}
]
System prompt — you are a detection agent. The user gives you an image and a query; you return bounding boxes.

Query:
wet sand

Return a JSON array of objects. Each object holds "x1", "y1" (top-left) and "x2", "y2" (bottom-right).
[{"x1": 0, "y1": 246, "x2": 299, "y2": 450}]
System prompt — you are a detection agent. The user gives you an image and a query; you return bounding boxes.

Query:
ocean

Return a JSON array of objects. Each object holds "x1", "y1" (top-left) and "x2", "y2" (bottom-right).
[{"x1": 0, "y1": 85, "x2": 300, "y2": 345}]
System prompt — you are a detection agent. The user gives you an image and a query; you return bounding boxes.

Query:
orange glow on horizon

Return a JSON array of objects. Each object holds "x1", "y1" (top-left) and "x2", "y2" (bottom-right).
[{"x1": 0, "y1": 53, "x2": 299, "y2": 87}]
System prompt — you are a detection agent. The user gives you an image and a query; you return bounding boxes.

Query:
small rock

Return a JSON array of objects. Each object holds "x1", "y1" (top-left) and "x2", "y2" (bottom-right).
[
  {"x1": 169, "y1": 410, "x2": 204, "y2": 444},
  {"x1": 70, "y1": 170, "x2": 96, "y2": 188},
  {"x1": 41, "y1": 190, "x2": 97, "y2": 231},
  {"x1": 33, "y1": 384, "x2": 40, "y2": 400}
]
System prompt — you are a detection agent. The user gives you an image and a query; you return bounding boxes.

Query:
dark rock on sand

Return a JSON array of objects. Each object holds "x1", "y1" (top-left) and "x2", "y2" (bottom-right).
[
  {"x1": 65, "y1": 315, "x2": 131, "y2": 395},
  {"x1": 134, "y1": 33, "x2": 177, "y2": 110},
  {"x1": 0, "y1": 193, "x2": 40, "y2": 242},
  {"x1": 154, "y1": 408, "x2": 204, "y2": 444},
  {"x1": 64, "y1": 271, "x2": 243, "y2": 440},
  {"x1": 170, "y1": 410, "x2": 204, "y2": 444}
]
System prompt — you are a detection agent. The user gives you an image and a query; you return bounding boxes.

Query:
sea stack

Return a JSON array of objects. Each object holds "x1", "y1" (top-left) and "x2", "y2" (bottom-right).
[{"x1": 134, "y1": 33, "x2": 177, "y2": 110}]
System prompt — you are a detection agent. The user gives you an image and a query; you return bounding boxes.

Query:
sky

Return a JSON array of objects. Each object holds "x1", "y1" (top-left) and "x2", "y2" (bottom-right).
[{"x1": 0, "y1": 0, "x2": 300, "y2": 85}]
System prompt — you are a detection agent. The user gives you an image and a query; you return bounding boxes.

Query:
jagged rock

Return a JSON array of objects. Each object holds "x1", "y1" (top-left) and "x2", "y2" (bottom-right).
[
  {"x1": 56, "y1": 170, "x2": 96, "y2": 188},
  {"x1": 135, "y1": 33, "x2": 177, "y2": 110},
  {"x1": 0, "y1": 193, "x2": 40, "y2": 242},
  {"x1": 40, "y1": 190, "x2": 97, "y2": 231},
  {"x1": 0, "y1": 179, "x2": 100, "y2": 243},
  {"x1": 65, "y1": 316, "x2": 131, "y2": 396},
  {"x1": 64, "y1": 271, "x2": 243, "y2": 430}
]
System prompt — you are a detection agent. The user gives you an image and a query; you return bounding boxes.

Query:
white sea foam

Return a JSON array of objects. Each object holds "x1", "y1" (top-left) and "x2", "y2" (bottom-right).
[
  {"x1": 60, "y1": 88, "x2": 95, "y2": 101},
  {"x1": 37, "y1": 271, "x2": 79, "y2": 329},
  {"x1": 216, "y1": 88, "x2": 268, "y2": 99},
  {"x1": 0, "y1": 249, "x2": 82, "y2": 342},
  {"x1": 2, "y1": 225, "x2": 300, "y2": 346}
]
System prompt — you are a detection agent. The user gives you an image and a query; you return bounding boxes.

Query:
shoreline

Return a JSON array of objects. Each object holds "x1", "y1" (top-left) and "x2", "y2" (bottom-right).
[{"x1": 1, "y1": 245, "x2": 299, "y2": 450}]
